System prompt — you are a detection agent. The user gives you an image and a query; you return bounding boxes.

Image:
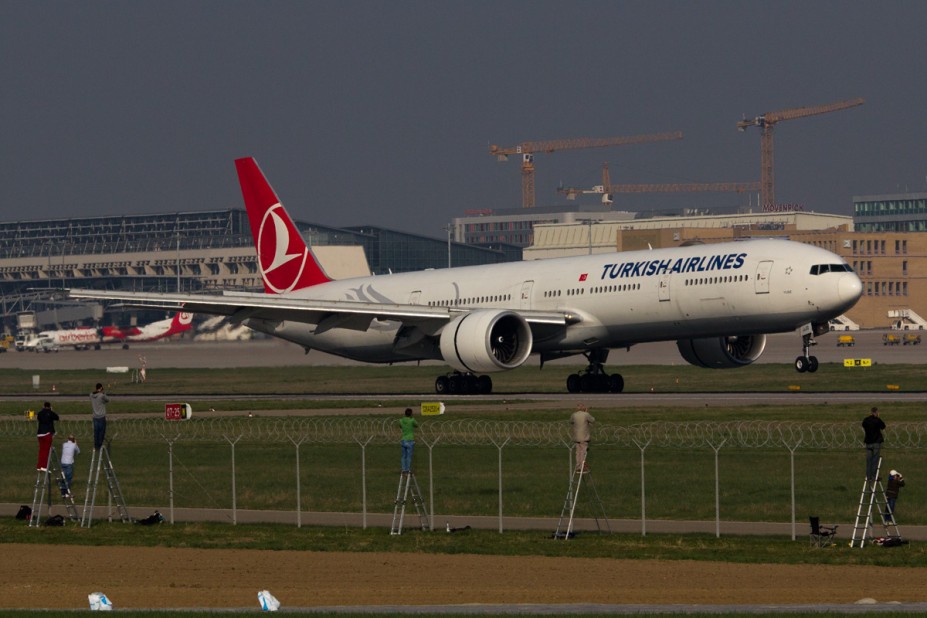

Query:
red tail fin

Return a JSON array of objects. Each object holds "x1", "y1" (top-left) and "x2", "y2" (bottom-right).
[
  {"x1": 235, "y1": 158, "x2": 332, "y2": 293},
  {"x1": 169, "y1": 312, "x2": 194, "y2": 335}
]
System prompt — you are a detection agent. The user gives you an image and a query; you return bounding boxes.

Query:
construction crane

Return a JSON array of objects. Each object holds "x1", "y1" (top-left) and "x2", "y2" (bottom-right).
[
  {"x1": 558, "y1": 162, "x2": 760, "y2": 205},
  {"x1": 737, "y1": 97, "x2": 864, "y2": 208},
  {"x1": 489, "y1": 131, "x2": 683, "y2": 208}
]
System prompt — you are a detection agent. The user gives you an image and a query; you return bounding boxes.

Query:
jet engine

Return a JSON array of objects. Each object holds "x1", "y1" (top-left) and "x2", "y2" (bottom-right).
[
  {"x1": 439, "y1": 310, "x2": 533, "y2": 373},
  {"x1": 676, "y1": 334, "x2": 767, "y2": 368}
]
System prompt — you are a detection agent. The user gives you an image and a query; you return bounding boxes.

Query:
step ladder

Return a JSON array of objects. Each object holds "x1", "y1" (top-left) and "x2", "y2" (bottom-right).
[
  {"x1": 390, "y1": 472, "x2": 430, "y2": 535},
  {"x1": 29, "y1": 446, "x2": 80, "y2": 527},
  {"x1": 554, "y1": 458, "x2": 610, "y2": 539},
  {"x1": 81, "y1": 444, "x2": 132, "y2": 527},
  {"x1": 850, "y1": 457, "x2": 902, "y2": 548}
]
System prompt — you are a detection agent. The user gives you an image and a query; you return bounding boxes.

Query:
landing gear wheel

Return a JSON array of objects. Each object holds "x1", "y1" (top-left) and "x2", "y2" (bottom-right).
[
  {"x1": 566, "y1": 374, "x2": 581, "y2": 393},
  {"x1": 435, "y1": 372, "x2": 492, "y2": 395},
  {"x1": 607, "y1": 373, "x2": 624, "y2": 393},
  {"x1": 795, "y1": 356, "x2": 808, "y2": 373},
  {"x1": 807, "y1": 356, "x2": 819, "y2": 373}
]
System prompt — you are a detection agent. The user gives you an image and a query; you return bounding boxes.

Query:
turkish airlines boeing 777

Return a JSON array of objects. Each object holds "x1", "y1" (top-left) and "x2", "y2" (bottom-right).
[{"x1": 66, "y1": 158, "x2": 862, "y2": 393}]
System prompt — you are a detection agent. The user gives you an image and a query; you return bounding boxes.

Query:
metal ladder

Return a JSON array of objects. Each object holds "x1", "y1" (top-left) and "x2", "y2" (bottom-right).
[
  {"x1": 390, "y1": 472, "x2": 430, "y2": 535},
  {"x1": 554, "y1": 457, "x2": 610, "y2": 539},
  {"x1": 850, "y1": 457, "x2": 901, "y2": 547},
  {"x1": 29, "y1": 446, "x2": 80, "y2": 527},
  {"x1": 81, "y1": 444, "x2": 132, "y2": 527}
]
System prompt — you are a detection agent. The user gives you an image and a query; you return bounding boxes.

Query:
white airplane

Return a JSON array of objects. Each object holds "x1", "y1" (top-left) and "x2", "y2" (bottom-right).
[
  {"x1": 65, "y1": 158, "x2": 862, "y2": 393},
  {"x1": 23, "y1": 312, "x2": 192, "y2": 351},
  {"x1": 101, "y1": 312, "x2": 193, "y2": 348}
]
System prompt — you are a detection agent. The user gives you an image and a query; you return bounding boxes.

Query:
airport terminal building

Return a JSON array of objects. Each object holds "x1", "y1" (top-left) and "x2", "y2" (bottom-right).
[{"x1": 0, "y1": 210, "x2": 517, "y2": 331}]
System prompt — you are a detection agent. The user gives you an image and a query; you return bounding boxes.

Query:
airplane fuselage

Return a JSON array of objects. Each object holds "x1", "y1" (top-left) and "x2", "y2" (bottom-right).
[{"x1": 247, "y1": 238, "x2": 861, "y2": 364}]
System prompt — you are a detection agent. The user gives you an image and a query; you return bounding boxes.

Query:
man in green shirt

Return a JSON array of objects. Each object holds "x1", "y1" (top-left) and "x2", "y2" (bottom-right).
[{"x1": 399, "y1": 408, "x2": 418, "y2": 473}]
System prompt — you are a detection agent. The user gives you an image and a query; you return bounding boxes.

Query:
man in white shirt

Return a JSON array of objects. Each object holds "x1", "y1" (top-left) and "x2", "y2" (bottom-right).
[
  {"x1": 570, "y1": 403, "x2": 595, "y2": 473},
  {"x1": 60, "y1": 434, "x2": 80, "y2": 496}
]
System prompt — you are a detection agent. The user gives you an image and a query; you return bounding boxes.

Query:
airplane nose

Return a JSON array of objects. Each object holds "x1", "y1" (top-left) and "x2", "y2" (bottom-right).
[{"x1": 839, "y1": 273, "x2": 863, "y2": 303}]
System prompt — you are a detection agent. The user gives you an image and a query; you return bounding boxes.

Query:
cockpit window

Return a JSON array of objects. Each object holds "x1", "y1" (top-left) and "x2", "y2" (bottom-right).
[{"x1": 810, "y1": 264, "x2": 853, "y2": 275}]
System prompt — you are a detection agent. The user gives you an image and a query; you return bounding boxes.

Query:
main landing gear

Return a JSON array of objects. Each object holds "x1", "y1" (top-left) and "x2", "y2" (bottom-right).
[
  {"x1": 566, "y1": 349, "x2": 624, "y2": 393},
  {"x1": 794, "y1": 326, "x2": 820, "y2": 373},
  {"x1": 435, "y1": 372, "x2": 493, "y2": 395}
]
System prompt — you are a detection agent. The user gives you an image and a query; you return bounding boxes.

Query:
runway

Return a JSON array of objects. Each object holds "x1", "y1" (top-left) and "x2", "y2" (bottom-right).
[{"x1": 4, "y1": 328, "x2": 925, "y2": 371}]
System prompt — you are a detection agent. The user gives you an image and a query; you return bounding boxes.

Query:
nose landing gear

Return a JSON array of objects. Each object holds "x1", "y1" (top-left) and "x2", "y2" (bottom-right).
[{"x1": 795, "y1": 323, "x2": 823, "y2": 373}]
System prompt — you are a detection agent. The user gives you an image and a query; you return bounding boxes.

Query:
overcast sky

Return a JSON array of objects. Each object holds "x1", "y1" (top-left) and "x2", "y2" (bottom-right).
[{"x1": 2, "y1": 2, "x2": 925, "y2": 238}]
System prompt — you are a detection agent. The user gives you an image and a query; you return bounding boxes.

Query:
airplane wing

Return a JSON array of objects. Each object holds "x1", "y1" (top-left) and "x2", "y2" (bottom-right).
[{"x1": 63, "y1": 289, "x2": 571, "y2": 335}]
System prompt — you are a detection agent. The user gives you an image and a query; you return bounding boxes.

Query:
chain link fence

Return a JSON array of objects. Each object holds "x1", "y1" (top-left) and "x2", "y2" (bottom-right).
[{"x1": 5, "y1": 417, "x2": 925, "y2": 536}]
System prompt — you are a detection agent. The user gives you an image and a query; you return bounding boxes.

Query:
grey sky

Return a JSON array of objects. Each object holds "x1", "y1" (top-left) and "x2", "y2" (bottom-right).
[{"x1": 2, "y1": 1, "x2": 925, "y2": 238}]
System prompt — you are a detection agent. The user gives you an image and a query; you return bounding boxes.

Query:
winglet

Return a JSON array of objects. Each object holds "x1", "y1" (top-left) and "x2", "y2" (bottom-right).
[{"x1": 235, "y1": 158, "x2": 332, "y2": 293}]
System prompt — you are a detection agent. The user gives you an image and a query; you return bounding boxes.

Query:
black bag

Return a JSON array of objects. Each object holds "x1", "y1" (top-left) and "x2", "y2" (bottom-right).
[
  {"x1": 44, "y1": 514, "x2": 65, "y2": 527},
  {"x1": 136, "y1": 511, "x2": 164, "y2": 526},
  {"x1": 15, "y1": 505, "x2": 32, "y2": 521}
]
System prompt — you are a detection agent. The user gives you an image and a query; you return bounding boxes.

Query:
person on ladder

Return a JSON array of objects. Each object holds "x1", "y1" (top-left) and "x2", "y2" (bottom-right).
[
  {"x1": 861, "y1": 406, "x2": 885, "y2": 481},
  {"x1": 90, "y1": 383, "x2": 110, "y2": 450},
  {"x1": 35, "y1": 401, "x2": 59, "y2": 472},
  {"x1": 570, "y1": 403, "x2": 595, "y2": 474},
  {"x1": 399, "y1": 407, "x2": 418, "y2": 474},
  {"x1": 60, "y1": 434, "x2": 80, "y2": 497}
]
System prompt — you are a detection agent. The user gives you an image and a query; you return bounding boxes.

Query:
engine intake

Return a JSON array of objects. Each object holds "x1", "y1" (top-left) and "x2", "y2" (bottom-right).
[
  {"x1": 439, "y1": 310, "x2": 533, "y2": 373},
  {"x1": 676, "y1": 334, "x2": 767, "y2": 368}
]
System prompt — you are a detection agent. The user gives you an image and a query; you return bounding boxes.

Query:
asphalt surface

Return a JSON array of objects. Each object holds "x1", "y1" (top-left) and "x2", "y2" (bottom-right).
[{"x1": 3, "y1": 328, "x2": 926, "y2": 370}]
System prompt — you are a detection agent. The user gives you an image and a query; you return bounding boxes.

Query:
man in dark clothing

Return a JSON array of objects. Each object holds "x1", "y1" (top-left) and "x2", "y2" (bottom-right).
[
  {"x1": 862, "y1": 406, "x2": 886, "y2": 481},
  {"x1": 884, "y1": 469, "x2": 905, "y2": 523},
  {"x1": 90, "y1": 383, "x2": 110, "y2": 450},
  {"x1": 36, "y1": 401, "x2": 59, "y2": 471}
]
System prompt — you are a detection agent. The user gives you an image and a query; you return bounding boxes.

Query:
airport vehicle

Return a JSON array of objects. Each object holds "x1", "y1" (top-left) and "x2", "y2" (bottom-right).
[
  {"x1": 903, "y1": 333, "x2": 921, "y2": 345},
  {"x1": 65, "y1": 158, "x2": 862, "y2": 394},
  {"x1": 22, "y1": 312, "x2": 191, "y2": 351},
  {"x1": 836, "y1": 335, "x2": 855, "y2": 347},
  {"x1": 31, "y1": 336, "x2": 60, "y2": 353},
  {"x1": 883, "y1": 333, "x2": 901, "y2": 346}
]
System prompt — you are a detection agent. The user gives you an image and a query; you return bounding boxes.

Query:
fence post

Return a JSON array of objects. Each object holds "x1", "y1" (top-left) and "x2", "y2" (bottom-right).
[
  {"x1": 786, "y1": 439, "x2": 802, "y2": 541},
  {"x1": 633, "y1": 438, "x2": 652, "y2": 536},
  {"x1": 224, "y1": 435, "x2": 242, "y2": 525},
  {"x1": 708, "y1": 439, "x2": 727, "y2": 538},
  {"x1": 490, "y1": 437, "x2": 510, "y2": 533},
  {"x1": 165, "y1": 437, "x2": 176, "y2": 525},
  {"x1": 289, "y1": 436, "x2": 306, "y2": 528},
  {"x1": 420, "y1": 436, "x2": 440, "y2": 531},
  {"x1": 354, "y1": 436, "x2": 373, "y2": 530}
]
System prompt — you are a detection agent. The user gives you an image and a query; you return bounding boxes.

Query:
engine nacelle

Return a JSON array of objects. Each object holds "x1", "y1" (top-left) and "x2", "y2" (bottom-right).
[
  {"x1": 439, "y1": 310, "x2": 533, "y2": 373},
  {"x1": 676, "y1": 334, "x2": 767, "y2": 369}
]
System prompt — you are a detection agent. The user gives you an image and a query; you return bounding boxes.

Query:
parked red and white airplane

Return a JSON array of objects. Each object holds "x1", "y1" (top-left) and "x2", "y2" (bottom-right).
[
  {"x1": 65, "y1": 158, "x2": 862, "y2": 393},
  {"x1": 24, "y1": 312, "x2": 192, "y2": 351}
]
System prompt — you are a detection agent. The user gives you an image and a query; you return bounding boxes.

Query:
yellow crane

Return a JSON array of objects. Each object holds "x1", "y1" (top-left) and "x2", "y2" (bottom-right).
[
  {"x1": 737, "y1": 97, "x2": 864, "y2": 208},
  {"x1": 558, "y1": 162, "x2": 759, "y2": 204},
  {"x1": 489, "y1": 131, "x2": 682, "y2": 208}
]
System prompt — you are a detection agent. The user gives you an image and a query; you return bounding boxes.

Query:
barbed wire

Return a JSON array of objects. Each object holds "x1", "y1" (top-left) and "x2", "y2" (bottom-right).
[{"x1": 3, "y1": 417, "x2": 927, "y2": 449}]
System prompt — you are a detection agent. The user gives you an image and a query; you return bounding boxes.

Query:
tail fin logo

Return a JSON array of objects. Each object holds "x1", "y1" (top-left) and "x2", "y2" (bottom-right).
[
  {"x1": 178, "y1": 312, "x2": 193, "y2": 325},
  {"x1": 258, "y1": 204, "x2": 309, "y2": 293}
]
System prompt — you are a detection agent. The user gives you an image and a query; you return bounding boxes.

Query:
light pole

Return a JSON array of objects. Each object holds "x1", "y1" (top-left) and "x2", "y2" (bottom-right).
[
  {"x1": 444, "y1": 223, "x2": 452, "y2": 268},
  {"x1": 577, "y1": 219, "x2": 595, "y2": 255}
]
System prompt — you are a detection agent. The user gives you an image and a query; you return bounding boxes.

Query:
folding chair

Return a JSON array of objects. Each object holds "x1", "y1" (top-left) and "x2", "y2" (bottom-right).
[{"x1": 809, "y1": 516, "x2": 838, "y2": 547}]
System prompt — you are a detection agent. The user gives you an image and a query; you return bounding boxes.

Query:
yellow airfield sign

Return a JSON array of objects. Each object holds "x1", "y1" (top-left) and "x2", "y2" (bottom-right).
[
  {"x1": 843, "y1": 358, "x2": 872, "y2": 367},
  {"x1": 421, "y1": 402, "x2": 445, "y2": 416}
]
